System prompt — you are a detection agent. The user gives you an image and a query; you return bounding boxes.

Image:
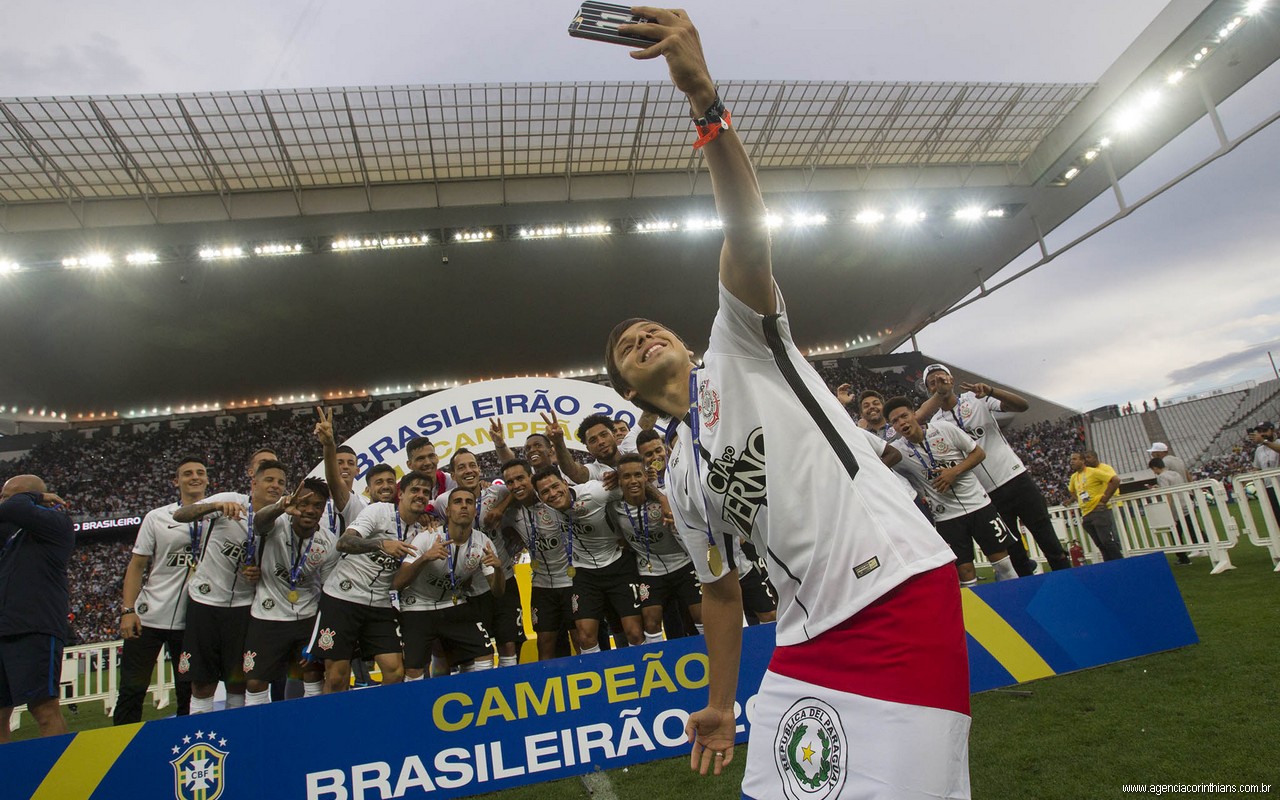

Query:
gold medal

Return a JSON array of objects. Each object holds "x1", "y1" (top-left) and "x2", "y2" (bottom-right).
[
  {"x1": 287, "y1": 589, "x2": 300, "y2": 604},
  {"x1": 567, "y1": 566, "x2": 577, "y2": 578},
  {"x1": 452, "y1": 594, "x2": 459, "y2": 606},
  {"x1": 707, "y1": 547, "x2": 723, "y2": 575}
]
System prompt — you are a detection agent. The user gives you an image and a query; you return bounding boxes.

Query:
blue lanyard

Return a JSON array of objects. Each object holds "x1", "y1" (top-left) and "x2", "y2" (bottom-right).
[
  {"x1": 188, "y1": 518, "x2": 203, "y2": 558},
  {"x1": 244, "y1": 497, "x2": 256, "y2": 565},
  {"x1": 288, "y1": 530, "x2": 315, "y2": 588},
  {"x1": 562, "y1": 508, "x2": 575, "y2": 568},
  {"x1": 327, "y1": 499, "x2": 336, "y2": 534},
  {"x1": 446, "y1": 535, "x2": 472, "y2": 592},
  {"x1": 523, "y1": 506, "x2": 539, "y2": 572},
  {"x1": 687, "y1": 369, "x2": 722, "y2": 554},
  {"x1": 624, "y1": 501, "x2": 651, "y2": 567},
  {"x1": 906, "y1": 437, "x2": 940, "y2": 477},
  {"x1": 949, "y1": 405, "x2": 968, "y2": 432}
]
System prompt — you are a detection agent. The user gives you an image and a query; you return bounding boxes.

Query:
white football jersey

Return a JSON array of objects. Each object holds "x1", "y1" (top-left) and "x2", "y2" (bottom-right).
[
  {"x1": 187, "y1": 492, "x2": 257, "y2": 609},
  {"x1": 399, "y1": 529, "x2": 496, "y2": 612},
  {"x1": 890, "y1": 421, "x2": 992, "y2": 522},
  {"x1": 546, "y1": 481, "x2": 625, "y2": 570},
  {"x1": 608, "y1": 498, "x2": 692, "y2": 577},
  {"x1": 252, "y1": 518, "x2": 339, "y2": 621},
  {"x1": 132, "y1": 503, "x2": 198, "y2": 630},
  {"x1": 501, "y1": 500, "x2": 572, "y2": 589},
  {"x1": 665, "y1": 283, "x2": 953, "y2": 647},
  {"x1": 929, "y1": 392, "x2": 1026, "y2": 491},
  {"x1": 323, "y1": 503, "x2": 424, "y2": 608}
]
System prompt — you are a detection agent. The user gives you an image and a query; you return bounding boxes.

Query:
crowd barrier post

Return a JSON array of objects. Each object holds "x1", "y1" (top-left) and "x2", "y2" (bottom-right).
[
  {"x1": 1228, "y1": 467, "x2": 1280, "y2": 571},
  {"x1": 9, "y1": 641, "x2": 173, "y2": 732}
]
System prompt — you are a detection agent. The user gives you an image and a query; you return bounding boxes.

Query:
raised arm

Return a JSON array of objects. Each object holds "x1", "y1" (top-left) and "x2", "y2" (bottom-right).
[
  {"x1": 315, "y1": 407, "x2": 353, "y2": 512},
  {"x1": 963, "y1": 382, "x2": 1029, "y2": 413},
  {"x1": 489, "y1": 417, "x2": 516, "y2": 465},
  {"x1": 540, "y1": 411, "x2": 590, "y2": 484},
  {"x1": 625, "y1": 8, "x2": 772, "y2": 316}
]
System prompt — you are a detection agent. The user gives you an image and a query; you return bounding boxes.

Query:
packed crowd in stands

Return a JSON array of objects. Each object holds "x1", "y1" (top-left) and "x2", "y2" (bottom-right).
[
  {"x1": 0, "y1": 362, "x2": 1124, "y2": 643},
  {"x1": 65, "y1": 539, "x2": 133, "y2": 646}
]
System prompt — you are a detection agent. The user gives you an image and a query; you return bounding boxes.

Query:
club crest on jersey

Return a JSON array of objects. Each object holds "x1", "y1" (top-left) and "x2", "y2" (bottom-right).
[
  {"x1": 638, "y1": 583, "x2": 651, "y2": 602},
  {"x1": 536, "y1": 507, "x2": 554, "y2": 525},
  {"x1": 530, "y1": 607, "x2": 539, "y2": 627},
  {"x1": 339, "y1": 579, "x2": 354, "y2": 591},
  {"x1": 317, "y1": 628, "x2": 336, "y2": 651},
  {"x1": 197, "y1": 583, "x2": 211, "y2": 595},
  {"x1": 706, "y1": 427, "x2": 766, "y2": 536},
  {"x1": 170, "y1": 733, "x2": 229, "y2": 800},
  {"x1": 775, "y1": 698, "x2": 846, "y2": 800},
  {"x1": 571, "y1": 594, "x2": 579, "y2": 614},
  {"x1": 698, "y1": 378, "x2": 720, "y2": 429},
  {"x1": 464, "y1": 552, "x2": 482, "y2": 570},
  {"x1": 242, "y1": 651, "x2": 256, "y2": 673},
  {"x1": 261, "y1": 599, "x2": 275, "y2": 610},
  {"x1": 137, "y1": 601, "x2": 149, "y2": 615},
  {"x1": 178, "y1": 652, "x2": 191, "y2": 674}
]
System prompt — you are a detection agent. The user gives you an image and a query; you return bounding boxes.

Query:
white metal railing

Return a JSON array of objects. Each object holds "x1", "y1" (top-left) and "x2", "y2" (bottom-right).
[
  {"x1": 974, "y1": 479, "x2": 1242, "y2": 574},
  {"x1": 1042, "y1": 479, "x2": 1239, "y2": 575},
  {"x1": 8, "y1": 640, "x2": 173, "y2": 732},
  {"x1": 1227, "y1": 467, "x2": 1280, "y2": 571}
]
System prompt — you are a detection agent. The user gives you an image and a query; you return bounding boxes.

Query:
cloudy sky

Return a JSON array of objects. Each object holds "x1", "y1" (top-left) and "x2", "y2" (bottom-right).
[{"x1": 2, "y1": 0, "x2": 1277, "y2": 410}]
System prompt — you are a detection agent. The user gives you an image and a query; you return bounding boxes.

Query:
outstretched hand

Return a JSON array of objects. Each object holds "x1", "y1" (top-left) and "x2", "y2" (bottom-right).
[
  {"x1": 685, "y1": 705, "x2": 736, "y2": 776},
  {"x1": 621, "y1": 8, "x2": 716, "y2": 107}
]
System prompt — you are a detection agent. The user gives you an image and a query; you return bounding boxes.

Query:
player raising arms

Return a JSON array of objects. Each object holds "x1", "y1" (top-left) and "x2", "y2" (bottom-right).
[{"x1": 602, "y1": 9, "x2": 969, "y2": 798}]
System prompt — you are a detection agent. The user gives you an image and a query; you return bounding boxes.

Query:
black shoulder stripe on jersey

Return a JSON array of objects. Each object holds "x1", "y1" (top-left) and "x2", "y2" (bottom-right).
[{"x1": 761, "y1": 314, "x2": 860, "y2": 484}]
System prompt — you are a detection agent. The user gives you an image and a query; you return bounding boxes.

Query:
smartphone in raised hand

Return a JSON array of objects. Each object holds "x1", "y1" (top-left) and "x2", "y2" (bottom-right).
[{"x1": 568, "y1": 2, "x2": 658, "y2": 48}]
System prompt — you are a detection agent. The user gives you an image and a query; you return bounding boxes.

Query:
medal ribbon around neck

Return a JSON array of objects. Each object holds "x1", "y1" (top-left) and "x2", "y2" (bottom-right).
[
  {"x1": 906, "y1": 436, "x2": 941, "y2": 480},
  {"x1": 563, "y1": 508, "x2": 576, "y2": 578},
  {"x1": 624, "y1": 500, "x2": 652, "y2": 570},
  {"x1": 523, "y1": 506, "x2": 540, "y2": 573},
  {"x1": 244, "y1": 495, "x2": 257, "y2": 565},
  {"x1": 688, "y1": 368, "x2": 725, "y2": 577},
  {"x1": 287, "y1": 529, "x2": 316, "y2": 600}
]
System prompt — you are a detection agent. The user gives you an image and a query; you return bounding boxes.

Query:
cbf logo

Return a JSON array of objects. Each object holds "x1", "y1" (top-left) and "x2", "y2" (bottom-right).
[
  {"x1": 774, "y1": 698, "x2": 846, "y2": 800},
  {"x1": 169, "y1": 731, "x2": 230, "y2": 800}
]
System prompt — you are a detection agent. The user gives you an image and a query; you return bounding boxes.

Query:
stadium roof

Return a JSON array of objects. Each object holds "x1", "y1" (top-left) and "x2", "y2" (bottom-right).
[{"x1": 0, "y1": 0, "x2": 1276, "y2": 417}]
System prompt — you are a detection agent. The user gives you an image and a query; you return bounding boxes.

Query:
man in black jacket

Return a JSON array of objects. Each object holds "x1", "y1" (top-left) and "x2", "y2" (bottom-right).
[{"x1": 0, "y1": 474, "x2": 74, "y2": 742}]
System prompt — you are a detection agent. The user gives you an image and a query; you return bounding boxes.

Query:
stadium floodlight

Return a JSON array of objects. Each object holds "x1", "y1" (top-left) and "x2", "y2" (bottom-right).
[
  {"x1": 0, "y1": 260, "x2": 20, "y2": 274},
  {"x1": 1063, "y1": 167, "x2": 1080, "y2": 180},
  {"x1": 1245, "y1": 0, "x2": 1265, "y2": 15},
  {"x1": 854, "y1": 210, "x2": 885, "y2": 225},
  {"x1": 637, "y1": 220, "x2": 679, "y2": 233},
  {"x1": 63, "y1": 252, "x2": 114, "y2": 270},
  {"x1": 765, "y1": 214, "x2": 786, "y2": 229},
  {"x1": 685, "y1": 217, "x2": 723, "y2": 231},
  {"x1": 1084, "y1": 149, "x2": 1099, "y2": 161},
  {"x1": 792, "y1": 212, "x2": 828, "y2": 227},
  {"x1": 953, "y1": 207, "x2": 984, "y2": 221},
  {"x1": 894, "y1": 209, "x2": 926, "y2": 224},
  {"x1": 1113, "y1": 106, "x2": 1143, "y2": 133},
  {"x1": 199, "y1": 246, "x2": 244, "y2": 260},
  {"x1": 253, "y1": 243, "x2": 304, "y2": 256},
  {"x1": 1098, "y1": 137, "x2": 1112, "y2": 149},
  {"x1": 125, "y1": 251, "x2": 157, "y2": 265},
  {"x1": 1167, "y1": 70, "x2": 1185, "y2": 85},
  {"x1": 986, "y1": 208, "x2": 1007, "y2": 218}
]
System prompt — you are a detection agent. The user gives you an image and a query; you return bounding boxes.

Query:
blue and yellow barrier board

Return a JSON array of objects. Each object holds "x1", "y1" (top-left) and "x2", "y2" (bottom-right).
[{"x1": 2, "y1": 553, "x2": 1195, "y2": 799}]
